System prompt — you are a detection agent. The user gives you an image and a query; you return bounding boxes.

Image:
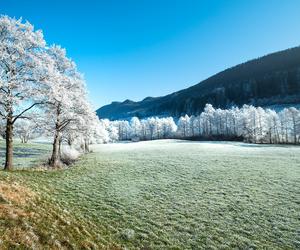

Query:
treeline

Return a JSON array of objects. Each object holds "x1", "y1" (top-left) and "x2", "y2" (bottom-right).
[
  {"x1": 102, "y1": 104, "x2": 300, "y2": 144},
  {"x1": 0, "y1": 16, "x2": 100, "y2": 170}
]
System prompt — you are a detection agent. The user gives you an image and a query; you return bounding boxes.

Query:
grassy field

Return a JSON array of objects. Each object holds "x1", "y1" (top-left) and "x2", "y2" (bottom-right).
[
  {"x1": 0, "y1": 140, "x2": 51, "y2": 169},
  {"x1": 0, "y1": 139, "x2": 299, "y2": 249}
]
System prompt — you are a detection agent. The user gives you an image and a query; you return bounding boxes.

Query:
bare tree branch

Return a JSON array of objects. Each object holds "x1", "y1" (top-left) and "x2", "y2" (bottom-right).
[
  {"x1": 0, "y1": 110, "x2": 6, "y2": 118},
  {"x1": 0, "y1": 87, "x2": 8, "y2": 94},
  {"x1": 12, "y1": 102, "x2": 43, "y2": 124}
]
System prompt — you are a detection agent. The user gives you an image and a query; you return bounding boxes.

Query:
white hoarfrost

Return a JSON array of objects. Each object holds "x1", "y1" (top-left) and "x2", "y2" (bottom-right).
[
  {"x1": 101, "y1": 104, "x2": 300, "y2": 144},
  {"x1": 0, "y1": 15, "x2": 104, "y2": 169}
]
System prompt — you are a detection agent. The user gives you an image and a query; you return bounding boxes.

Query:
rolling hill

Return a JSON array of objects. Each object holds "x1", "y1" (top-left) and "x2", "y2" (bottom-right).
[{"x1": 97, "y1": 46, "x2": 300, "y2": 120}]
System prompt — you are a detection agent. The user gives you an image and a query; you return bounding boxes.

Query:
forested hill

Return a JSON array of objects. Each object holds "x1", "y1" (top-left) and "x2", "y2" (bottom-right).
[{"x1": 97, "y1": 46, "x2": 300, "y2": 120}]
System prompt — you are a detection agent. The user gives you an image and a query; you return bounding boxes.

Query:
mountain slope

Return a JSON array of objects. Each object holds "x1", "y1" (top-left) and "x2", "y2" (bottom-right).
[{"x1": 97, "y1": 46, "x2": 300, "y2": 120}]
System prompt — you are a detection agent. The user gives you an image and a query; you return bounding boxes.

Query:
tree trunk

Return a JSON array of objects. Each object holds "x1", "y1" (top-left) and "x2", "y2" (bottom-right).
[
  {"x1": 59, "y1": 137, "x2": 63, "y2": 158},
  {"x1": 292, "y1": 116, "x2": 297, "y2": 144},
  {"x1": 84, "y1": 138, "x2": 90, "y2": 153},
  {"x1": 50, "y1": 130, "x2": 61, "y2": 168},
  {"x1": 67, "y1": 136, "x2": 73, "y2": 146},
  {"x1": 4, "y1": 116, "x2": 13, "y2": 171}
]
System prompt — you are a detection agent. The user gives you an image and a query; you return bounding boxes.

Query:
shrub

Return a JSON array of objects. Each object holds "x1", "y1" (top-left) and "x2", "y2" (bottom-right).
[{"x1": 60, "y1": 146, "x2": 81, "y2": 166}]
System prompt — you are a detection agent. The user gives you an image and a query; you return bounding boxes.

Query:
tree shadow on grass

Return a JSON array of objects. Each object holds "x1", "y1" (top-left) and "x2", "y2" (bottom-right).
[
  {"x1": 235, "y1": 143, "x2": 299, "y2": 148},
  {"x1": 172, "y1": 139, "x2": 299, "y2": 148},
  {"x1": 0, "y1": 146, "x2": 47, "y2": 158}
]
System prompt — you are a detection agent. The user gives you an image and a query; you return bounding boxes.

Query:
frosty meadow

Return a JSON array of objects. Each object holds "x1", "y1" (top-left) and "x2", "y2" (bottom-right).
[
  {"x1": 0, "y1": 10, "x2": 300, "y2": 250},
  {"x1": 0, "y1": 140, "x2": 299, "y2": 248}
]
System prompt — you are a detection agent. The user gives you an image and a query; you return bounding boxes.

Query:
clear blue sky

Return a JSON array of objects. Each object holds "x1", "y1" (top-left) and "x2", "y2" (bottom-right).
[{"x1": 1, "y1": 0, "x2": 300, "y2": 108}]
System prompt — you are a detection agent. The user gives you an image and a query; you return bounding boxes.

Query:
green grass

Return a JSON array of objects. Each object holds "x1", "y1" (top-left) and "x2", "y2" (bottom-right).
[{"x1": 0, "y1": 139, "x2": 300, "y2": 249}]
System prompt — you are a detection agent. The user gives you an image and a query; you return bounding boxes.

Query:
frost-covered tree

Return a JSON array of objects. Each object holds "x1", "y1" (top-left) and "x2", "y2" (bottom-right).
[
  {"x1": 116, "y1": 120, "x2": 131, "y2": 140},
  {"x1": 280, "y1": 107, "x2": 300, "y2": 144},
  {"x1": 97, "y1": 104, "x2": 300, "y2": 145},
  {"x1": 0, "y1": 16, "x2": 51, "y2": 170},
  {"x1": 287, "y1": 107, "x2": 300, "y2": 144},
  {"x1": 228, "y1": 107, "x2": 240, "y2": 137},
  {"x1": 189, "y1": 115, "x2": 197, "y2": 137},
  {"x1": 160, "y1": 117, "x2": 177, "y2": 139},
  {"x1": 14, "y1": 119, "x2": 40, "y2": 143},
  {"x1": 130, "y1": 117, "x2": 141, "y2": 139},
  {"x1": 60, "y1": 102, "x2": 98, "y2": 152},
  {"x1": 44, "y1": 45, "x2": 89, "y2": 167},
  {"x1": 108, "y1": 124, "x2": 119, "y2": 142},
  {"x1": 0, "y1": 118, "x2": 5, "y2": 139},
  {"x1": 192, "y1": 115, "x2": 202, "y2": 137},
  {"x1": 265, "y1": 109, "x2": 280, "y2": 144},
  {"x1": 98, "y1": 119, "x2": 118, "y2": 142},
  {"x1": 203, "y1": 104, "x2": 215, "y2": 136},
  {"x1": 97, "y1": 120, "x2": 111, "y2": 144},
  {"x1": 177, "y1": 115, "x2": 190, "y2": 138},
  {"x1": 78, "y1": 103, "x2": 102, "y2": 153},
  {"x1": 140, "y1": 119, "x2": 148, "y2": 140},
  {"x1": 278, "y1": 109, "x2": 290, "y2": 143}
]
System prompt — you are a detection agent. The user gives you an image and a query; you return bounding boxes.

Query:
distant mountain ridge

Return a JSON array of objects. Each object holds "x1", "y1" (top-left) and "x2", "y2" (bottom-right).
[{"x1": 97, "y1": 46, "x2": 300, "y2": 120}]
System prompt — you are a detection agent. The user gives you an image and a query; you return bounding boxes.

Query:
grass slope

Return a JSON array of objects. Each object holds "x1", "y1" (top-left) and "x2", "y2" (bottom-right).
[{"x1": 0, "y1": 140, "x2": 299, "y2": 249}]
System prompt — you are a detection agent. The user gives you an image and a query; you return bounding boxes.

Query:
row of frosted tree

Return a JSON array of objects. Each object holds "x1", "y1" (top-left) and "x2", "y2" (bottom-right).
[
  {"x1": 0, "y1": 16, "x2": 101, "y2": 170},
  {"x1": 103, "y1": 104, "x2": 300, "y2": 144}
]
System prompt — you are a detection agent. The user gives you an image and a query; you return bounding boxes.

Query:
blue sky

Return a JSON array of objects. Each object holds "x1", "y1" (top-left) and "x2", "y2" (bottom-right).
[{"x1": 1, "y1": 0, "x2": 300, "y2": 108}]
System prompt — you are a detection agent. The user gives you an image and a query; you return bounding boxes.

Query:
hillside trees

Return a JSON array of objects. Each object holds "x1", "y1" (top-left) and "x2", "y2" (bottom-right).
[
  {"x1": 286, "y1": 107, "x2": 300, "y2": 144},
  {"x1": 130, "y1": 117, "x2": 141, "y2": 138},
  {"x1": 177, "y1": 115, "x2": 190, "y2": 137},
  {"x1": 103, "y1": 105, "x2": 300, "y2": 144},
  {"x1": 265, "y1": 109, "x2": 280, "y2": 144},
  {"x1": 161, "y1": 117, "x2": 177, "y2": 138}
]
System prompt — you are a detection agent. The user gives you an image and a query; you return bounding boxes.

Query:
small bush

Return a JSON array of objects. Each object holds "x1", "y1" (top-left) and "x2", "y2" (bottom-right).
[{"x1": 60, "y1": 146, "x2": 81, "y2": 165}]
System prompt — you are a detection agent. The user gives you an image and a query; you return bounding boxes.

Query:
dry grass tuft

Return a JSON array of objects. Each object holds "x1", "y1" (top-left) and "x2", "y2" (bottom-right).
[
  {"x1": 0, "y1": 181, "x2": 35, "y2": 205},
  {"x1": 0, "y1": 181, "x2": 35, "y2": 220},
  {"x1": 0, "y1": 180, "x2": 116, "y2": 249},
  {"x1": 0, "y1": 181, "x2": 39, "y2": 249}
]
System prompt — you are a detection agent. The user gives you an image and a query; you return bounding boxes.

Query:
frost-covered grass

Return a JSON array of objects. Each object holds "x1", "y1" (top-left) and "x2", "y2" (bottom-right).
[
  {"x1": 0, "y1": 139, "x2": 300, "y2": 249},
  {"x1": 0, "y1": 139, "x2": 51, "y2": 168}
]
